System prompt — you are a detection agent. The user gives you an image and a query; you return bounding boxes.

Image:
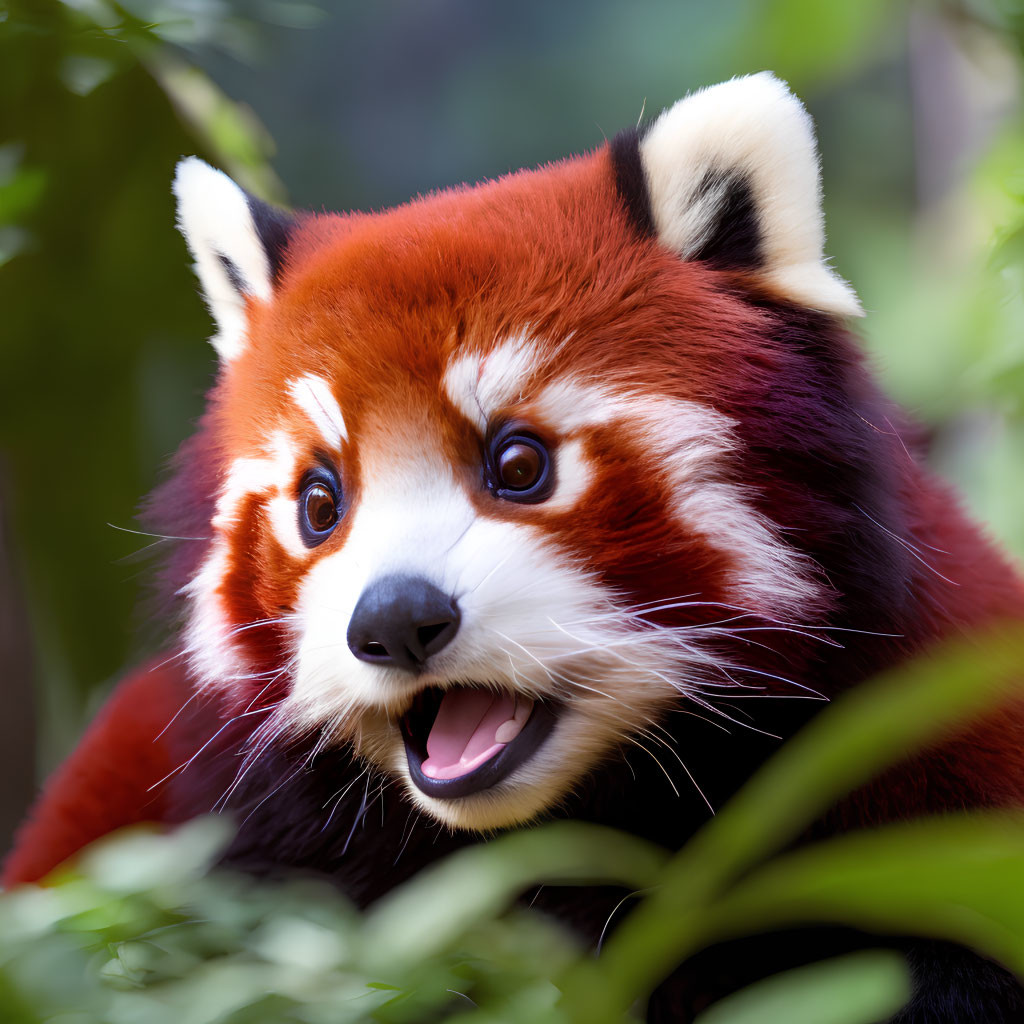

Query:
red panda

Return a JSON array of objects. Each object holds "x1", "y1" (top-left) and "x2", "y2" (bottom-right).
[{"x1": 7, "y1": 73, "x2": 1024, "y2": 1020}]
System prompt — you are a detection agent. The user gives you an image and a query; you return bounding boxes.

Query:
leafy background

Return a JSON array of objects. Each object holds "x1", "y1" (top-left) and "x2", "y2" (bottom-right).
[{"x1": 1, "y1": 1, "x2": 1023, "y2": 1019}]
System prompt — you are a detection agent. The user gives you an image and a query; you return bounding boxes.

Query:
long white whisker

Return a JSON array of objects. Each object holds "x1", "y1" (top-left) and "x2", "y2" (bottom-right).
[
  {"x1": 153, "y1": 687, "x2": 203, "y2": 742},
  {"x1": 107, "y1": 522, "x2": 209, "y2": 542},
  {"x1": 854, "y1": 503, "x2": 959, "y2": 586},
  {"x1": 147, "y1": 702, "x2": 283, "y2": 793},
  {"x1": 627, "y1": 736, "x2": 679, "y2": 798},
  {"x1": 687, "y1": 694, "x2": 781, "y2": 740}
]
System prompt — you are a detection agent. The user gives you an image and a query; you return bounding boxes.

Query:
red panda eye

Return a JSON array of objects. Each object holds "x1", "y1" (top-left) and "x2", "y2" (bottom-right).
[
  {"x1": 489, "y1": 431, "x2": 553, "y2": 503},
  {"x1": 303, "y1": 483, "x2": 338, "y2": 535},
  {"x1": 498, "y1": 443, "x2": 542, "y2": 490}
]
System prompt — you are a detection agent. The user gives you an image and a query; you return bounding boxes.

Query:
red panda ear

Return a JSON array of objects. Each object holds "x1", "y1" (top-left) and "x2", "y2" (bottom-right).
[
  {"x1": 617, "y1": 73, "x2": 862, "y2": 317},
  {"x1": 172, "y1": 157, "x2": 295, "y2": 361}
]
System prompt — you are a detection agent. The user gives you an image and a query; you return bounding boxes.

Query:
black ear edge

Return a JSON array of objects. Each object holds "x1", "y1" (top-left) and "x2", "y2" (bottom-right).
[
  {"x1": 610, "y1": 126, "x2": 656, "y2": 239},
  {"x1": 610, "y1": 128, "x2": 764, "y2": 273},
  {"x1": 245, "y1": 192, "x2": 297, "y2": 287}
]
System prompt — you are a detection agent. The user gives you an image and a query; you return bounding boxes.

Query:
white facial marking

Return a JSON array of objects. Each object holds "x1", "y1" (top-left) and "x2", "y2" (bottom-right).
[
  {"x1": 443, "y1": 333, "x2": 541, "y2": 433},
  {"x1": 634, "y1": 398, "x2": 820, "y2": 615},
  {"x1": 267, "y1": 494, "x2": 310, "y2": 560},
  {"x1": 289, "y1": 374, "x2": 348, "y2": 449},
  {"x1": 184, "y1": 430, "x2": 305, "y2": 689},
  {"x1": 535, "y1": 377, "x2": 618, "y2": 433},
  {"x1": 537, "y1": 379, "x2": 819, "y2": 615},
  {"x1": 444, "y1": 339, "x2": 597, "y2": 513},
  {"x1": 181, "y1": 544, "x2": 250, "y2": 689},
  {"x1": 544, "y1": 437, "x2": 593, "y2": 511},
  {"x1": 212, "y1": 431, "x2": 298, "y2": 528},
  {"x1": 289, "y1": 452, "x2": 473, "y2": 718}
]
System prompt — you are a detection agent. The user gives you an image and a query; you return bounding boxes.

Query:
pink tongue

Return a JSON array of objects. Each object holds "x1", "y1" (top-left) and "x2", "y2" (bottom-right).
[{"x1": 422, "y1": 689, "x2": 517, "y2": 781}]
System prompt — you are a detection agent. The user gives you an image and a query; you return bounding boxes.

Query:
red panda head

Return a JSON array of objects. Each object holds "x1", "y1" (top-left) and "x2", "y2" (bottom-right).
[{"x1": 162, "y1": 73, "x2": 875, "y2": 831}]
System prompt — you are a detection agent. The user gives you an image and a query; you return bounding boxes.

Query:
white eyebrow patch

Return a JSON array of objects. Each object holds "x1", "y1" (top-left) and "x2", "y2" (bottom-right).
[
  {"x1": 444, "y1": 334, "x2": 541, "y2": 433},
  {"x1": 212, "y1": 432, "x2": 310, "y2": 563},
  {"x1": 289, "y1": 374, "x2": 348, "y2": 449},
  {"x1": 534, "y1": 378, "x2": 618, "y2": 434}
]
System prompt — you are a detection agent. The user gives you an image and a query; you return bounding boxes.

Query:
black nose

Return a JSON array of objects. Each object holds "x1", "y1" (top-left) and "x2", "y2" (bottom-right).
[{"x1": 347, "y1": 574, "x2": 460, "y2": 672}]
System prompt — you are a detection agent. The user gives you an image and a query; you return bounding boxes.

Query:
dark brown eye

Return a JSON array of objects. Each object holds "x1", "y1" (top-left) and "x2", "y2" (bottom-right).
[
  {"x1": 305, "y1": 484, "x2": 337, "y2": 530},
  {"x1": 488, "y1": 430, "x2": 553, "y2": 503},
  {"x1": 497, "y1": 442, "x2": 543, "y2": 490},
  {"x1": 303, "y1": 483, "x2": 338, "y2": 534}
]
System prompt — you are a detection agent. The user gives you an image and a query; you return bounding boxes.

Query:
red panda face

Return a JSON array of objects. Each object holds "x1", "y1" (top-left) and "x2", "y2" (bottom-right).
[{"x1": 169, "y1": 73, "x2": 862, "y2": 830}]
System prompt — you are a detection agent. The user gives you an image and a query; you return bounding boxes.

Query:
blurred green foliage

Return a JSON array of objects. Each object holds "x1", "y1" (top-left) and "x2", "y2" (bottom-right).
[
  {"x1": 0, "y1": 0, "x2": 276, "y2": 772},
  {"x1": 2, "y1": 630, "x2": 1023, "y2": 1022}
]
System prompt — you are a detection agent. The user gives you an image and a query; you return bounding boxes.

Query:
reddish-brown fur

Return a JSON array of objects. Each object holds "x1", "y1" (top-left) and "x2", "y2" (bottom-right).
[
  {"x1": 4, "y1": 661, "x2": 195, "y2": 884},
  {"x1": 195, "y1": 150, "x2": 787, "y2": 696}
]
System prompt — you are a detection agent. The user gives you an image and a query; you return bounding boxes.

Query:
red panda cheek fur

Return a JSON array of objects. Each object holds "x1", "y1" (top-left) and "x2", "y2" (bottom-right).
[{"x1": 7, "y1": 74, "x2": 1024, "y2": 1021}]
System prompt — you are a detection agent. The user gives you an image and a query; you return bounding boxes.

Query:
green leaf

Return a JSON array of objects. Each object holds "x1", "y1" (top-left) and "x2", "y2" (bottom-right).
[
  {"x1": 359, "y1": 822, "x2": 667, "y2": 974},
  {"x1": 75, "y1": 817, "x2": 234, "y2": 893},
  {"x1": 707, "y1": 814, "x2": 1024, "y2": 976},
  {"x1": 732, "y1": 0, "x2": 902, "y2": 91},
  {"x1": 686, "y1": 628, "x2": 1024, "y2": 887},
  {"x1": 143, "y1": 49, "x2": 286, "y2": 202},
  {"x1": 692, "y1": 951, "x2": 910, "y2": 1024}
]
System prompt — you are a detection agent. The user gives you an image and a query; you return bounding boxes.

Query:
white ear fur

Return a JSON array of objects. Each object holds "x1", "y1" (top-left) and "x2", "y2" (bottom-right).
[
  {"x1": 173, "y1": 157, "x2": 277, "y2": 361},
  {"x1": 640, "y1": 73, "x2": 862, "y2": 317}
]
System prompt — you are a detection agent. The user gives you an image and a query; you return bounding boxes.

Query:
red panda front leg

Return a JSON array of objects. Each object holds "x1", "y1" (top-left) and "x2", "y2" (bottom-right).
[{"x1": 3, "y1": 658, "x2": 198, "y2": 886}]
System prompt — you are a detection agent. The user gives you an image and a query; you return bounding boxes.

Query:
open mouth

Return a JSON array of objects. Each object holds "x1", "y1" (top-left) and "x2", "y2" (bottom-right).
[{"x1": 401, "y1": 686, "x2": 558, "y2": 799}]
